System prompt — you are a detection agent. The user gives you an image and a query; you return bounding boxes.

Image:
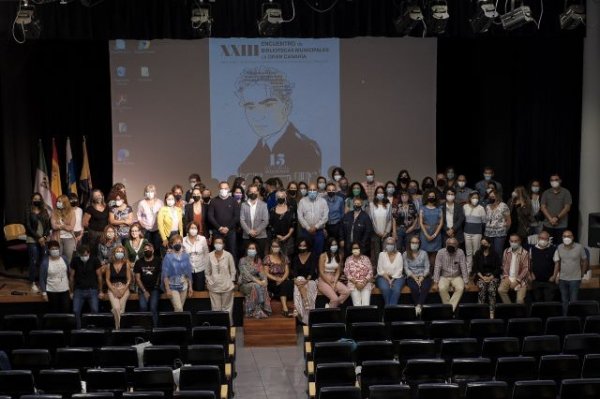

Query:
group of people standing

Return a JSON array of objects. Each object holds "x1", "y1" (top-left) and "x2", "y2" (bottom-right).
[{"x1": 23, "y1": 166, "x2": 588, "y2": 327}]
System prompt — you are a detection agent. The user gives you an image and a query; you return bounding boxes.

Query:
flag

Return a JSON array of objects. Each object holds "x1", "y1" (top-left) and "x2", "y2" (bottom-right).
[
  {"x1": 79, "y1": 136, "x2": 93, "y2": 205},
  {"x1": 66, "y1": 137, "x2": 77, "y2": 196},
  {"x1": 50, "y1": 138, "x2": 62, "y2": 205},
  {"x1": 33, "y1": 139, "x2": 53, "y2": 210}
]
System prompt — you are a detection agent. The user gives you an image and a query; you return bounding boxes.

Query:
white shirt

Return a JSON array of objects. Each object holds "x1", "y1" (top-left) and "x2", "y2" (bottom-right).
[
  {"x1": 137, "y1": 199, "x2": 164, "y2": 231},
  {"x1": 47, "y1": 258, "x2": 69, "y2": 292},
  {"x1": 324, "y1": 256, "x2": 339, "y2": 273},
  {"x1": 183, "y1": 235, "x2": 209, "y2": 273},
  {"x1": 372, "y1": 205, "x2": 390, "y2": 236},
  {"x1": 446, "y1": 204, "x2": 454, "y2": 229},
  {"x1": 377, "y1": 251, "x2": 404, "y2": 279},
  {"x1": 73, "y1": 207, "x2": 83, "y2": 233},
  {"x1": 248, "y1": 200, "x2": 258, "y2": 227},
  {"x1": 509, "y1": 249, "x2": 518, "y2": 282},
  {"x1": 170, "y1": 207, "x2": 179, "y2": 232}
]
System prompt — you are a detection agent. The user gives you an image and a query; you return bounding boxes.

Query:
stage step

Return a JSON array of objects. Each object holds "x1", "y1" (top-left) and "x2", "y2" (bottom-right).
[{"x1": 243, "y1": 301, "x2": 297, "y2": 347}]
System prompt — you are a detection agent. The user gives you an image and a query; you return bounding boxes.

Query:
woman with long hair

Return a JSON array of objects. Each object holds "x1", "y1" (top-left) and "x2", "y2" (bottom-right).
[{"x1": 51, "y1": 194, "x2": 77, "y2": 263}]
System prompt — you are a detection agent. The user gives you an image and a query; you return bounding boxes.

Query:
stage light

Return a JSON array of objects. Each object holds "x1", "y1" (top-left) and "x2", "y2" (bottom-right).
[
  {"x1": 500, "y1": 2, "x2": 535, "y2": 31},
  {"x1": 470, "y1": 0, "x2": 499, "y2": 33},
  {"x1": 258, "y1": 1, "x2": 284, "y2": 37},
  {"x1": 394, "y1": 1, "x2": 424, "y2": 37},
  {"x1": 426, "y1": 0, "x2": 449, "y2": 35},
  {"x1": 13, "y1": 0, "x2": 41, "y2": 43},
  {"x1": 560, "y1": 3, "x2": 585, "y2": 30},
  {"x1": 191, "y1": 0, "x2": 212, "y2": 37}
]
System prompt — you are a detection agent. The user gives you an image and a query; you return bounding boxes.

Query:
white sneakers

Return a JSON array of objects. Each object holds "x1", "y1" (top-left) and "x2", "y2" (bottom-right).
[
  {"x1": 31, "y1": 283, "x2": 39, "y2": 293},
  {"x1": 415, "y1": 305, "x2": 422, "y2": 316}
]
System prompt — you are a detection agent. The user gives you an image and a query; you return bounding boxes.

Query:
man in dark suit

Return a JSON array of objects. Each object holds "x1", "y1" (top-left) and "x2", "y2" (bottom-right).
[
  {"x1": 442, "y1": 187, "x2": 466, "y2": 246},
  {"x1": 235, "y1": 66, "x2": 321, "y2": 184}
]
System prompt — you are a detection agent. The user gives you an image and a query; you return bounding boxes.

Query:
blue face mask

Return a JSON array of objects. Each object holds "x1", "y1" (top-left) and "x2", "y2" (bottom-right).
[
  {"x1": 376, "y1": 193, "x2": 385, "y2": 201},
  {"x1": 308, "y1": 191, "x2": 318, "y2": 200},
  {"x1": 247, "y1": 249, "x2": 257, "y2": 257}
]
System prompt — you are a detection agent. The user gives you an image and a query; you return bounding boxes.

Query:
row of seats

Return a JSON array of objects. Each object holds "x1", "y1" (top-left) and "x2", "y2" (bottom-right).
[
  {"x1": 304, "y1": 318, "x2": 600, "y2": 348},
  {"x1": 0, "y1": 393, "x2": 215, "y2": 399},
  {"x1": 0, "y1": 367, "x2": 228, "y2": 399},
  {"x1": 0, "y1": 311, "x2": 233, "y2": 332},
  {"x1": 313, "y1": 379, "x2": 600, "y2": 399},
  {"x1": 6, "y1": 345, "x2": 233, "y2": 375},
  {"x1": 0, "y1": 327, "x2": 236, "y2": 352}
]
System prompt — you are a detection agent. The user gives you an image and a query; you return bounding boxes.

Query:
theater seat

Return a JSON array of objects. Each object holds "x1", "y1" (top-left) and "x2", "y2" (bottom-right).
[
  {"x1": 70, "y1": 329, "x2": 106, "y2": 348},
  {"x1": 530, "y1": 302, "x2": 563, "y2": 321},
  {"x1": 345, "y1": 306, "x2": 380, "y2": 331},
  {"x1": 173, "y1": 392, "x2": 216, "y2": 399},
  {"x1": 538, "y1": 354, "x2": 580, "y2": 383},
  {"x1": 150, "y1": 327, "x2": 188, "y2": 346},
  {"x1": 2, "y1": 314, "x2": 38, "y2": 333},
  {"x1": 450, "y1": 358, "x2": 493, "y2": 390},
  {"x1": 494, "y1": 304, "x2": 527, "y2": 320},
  {"x1": 350, "y1": 322, "x2": 387, "y2": 342},
  {"x1": 469, "y1": 319, "x2": 506, "y2": 341},
  {"x1": 544, "y1": 316, "x2": 581, "y2": 340},
  {"x1": 521, "y1": 335, "x2": 561, "y2": 359},
  {"x1": 368, "y1": 384, "x2": 411, "y2": 399},
  {"x1": 417, "y1": 383, "x2": 460, "y2": 399},
  {"x1": 81, "y1": 314, "x2": 114, "y2": 330},
  {"x1": 512, "y1": 380, "x2": 556, "y2": 399},
  {"x1": 494, "y1": 356, "x2": 537, "y2": 386},
  {"x1": 158, "y1": 311, "x2": 192, "y2": 330},
  {"x1": 143, "y1": 345, "x2": 181, "y2": 367},
  {"x1": 133, "y1": 367, "x2": 174, "y2": 396},
  {"x1": 582, "y1": 354, "x2": 600, "y2": 378},
  {"x1": 36, "y1": 369, "x2": 83, "y2": 397},
  {"x1": 97, "y1": 347, "x2": 138, "y2": 370},
  {"x1": 318, "y1": 386, "x2": 361, "y2": 399},
  {"x1": 390, "y1": 321, "x2": 427, "y2": 341},
  {"x1": 0, "y1": 370, "x2": 35, "y2": 399},
  {"x1": 309, "y1": 362, "x2": 356, "y2": 399},
  {"x1": 397, "y1": 340, "x2": 436, "y2": 364},
  {"x1": 584, "y1": 315, "x2": 600, "y2": 334},
  {"x1": 55, "y1": 347, "x2": 96, "y2": 372},
  {"x1": 456, "y1": 303, "x2": 490, "y2": 321},
  {"x1": 85, "y1": 368, "x2": 128, "y2": 394},
  {"x1": 563, "y1": 333, "x2": 600, "y2": 358},
  {"x1": 308, "y1": 341, "x2": 353, "y2": 378},
  {"x1": 360, "y1": 360, "x2": 402, "y2": 399},
  {"x1": 11, "y1": 349, "x2": 51, "y2": 376},
  {"x1": 42, "y1": 313, "x2": 77, "y2": 332},
  {"x1": 27, "y1": 329, "x2": 66, "y2": 352},
  {"x1": 0, "y1": 331, "x2": 24, "y2": 353},
  {"x1": 505, "y1": 318, "x2": 543, "y2": 340},
  {"x1": 440, "y1": 338, "x2": 479, "y2": 360},
  {"x1": 465, "y1": 381, "x2": 508, "y2": 399},
  {"x1": 383, "y1": 305, "x2": 417, "y2": 323},
  {"x1": 559, "y1": 378, "x2": 600, "y2": 399},
  {"x1": 195, "y1": 311, "x2": 235, "y2": 342},
  {"x1": 305, "y1": 323, "x2": 346, "y2": 358},
  {"x1": 110, "y1": 328, "x2": 148, "y2": 346},
  {"x1": 178, "y1": 365, "x2": 226, "y2": 399},
  {"x1": 481, "y1": 337, "x2": 520, "y2": 364},
  {"x1": 121, "y1": 313, "x2": 154, "y2": 330},
  {"x1": 421, "y1": 304, "x2": 453, "y2": 321},
  {"x1": 567, "y1": 300, "x2": 600, "y2": 319},
  {"x1": 429, "y1": 320, "x2": 466, "y2": 340},
  {"x1": 186, "y1": 345, "x2": 230, "y2": 382},
  {"x1": 355, "y1": 341, "x2": 394, "y2": 365},
  {"x1": 402, "y1": 359, "x2": 448, "y2": 387}
]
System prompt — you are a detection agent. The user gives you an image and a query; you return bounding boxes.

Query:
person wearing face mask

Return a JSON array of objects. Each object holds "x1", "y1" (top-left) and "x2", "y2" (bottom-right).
[
  {"x1": 407, "y1": 180, "x2": 422, "y2": 208},
  {"x1": 507, "y1": 186, "x2": 532, "y2": 243},
  {"x1": 341, "y1": 198, "x2": 373, "y2": 258},
  {"x1": 331, "y1": 167, "x2": 345, "y2": 187},
  {"x1": 285, "y1": 181, "x2": 300, "y2": 211},
  {"x1": 337, "y1": 177, "x2": 350, "y2": 199},
  {"x1": 108, "y1": 193, "x2": 133, "y2": 242},
  {"x1": 369, "y1": 186, "x2": 393, "y2": 264},
  {"x1": 263, "y1": 240, "x2": 294, "y2": 317},
  {"x1": 396, "y1": 170, "x2": 411, "y2": 192},
  {"x1": 361, "y1": 168, "x2": 383, "y2": 201},
  {"x1": 403, "y1": 237, "x2": 431, "y2": 315},
  {"x1": 238, "y1": 242, "x2": 271, "y2": 319},
  {"x1": 434, "y1": 173, "x2": 447, "y2": 198},
  {"x1": 528, "y1": 180, "x2": 543, "y2": 235},
  {"x1": 232, "y1": 187, "x2": 245, "y2": 205},
  {"x1": 105, "y1": 245, "x2": 132, "y2": 328},
  {"x1": 124, "y1": 222, "x2": 149, "y2": 265},
  {"x1": 472, "y1": 237, "x2": 502, "y2": 317},
  {"x1": 171, "y1": 184, "x2": 186, "y2": 213},
  {"x1": 552, "y1": 231, "x2": 588, "y2": 315},
  {"x1": 208, "y1": 181, "x2": 240, "y2": 264},
  {"x1": 265, "y1": 177, "x2": 283, "y2": 210},
  {"x1": 69, "y1": 245, "x2": 101, "y2": 328},
  {"x1": 484, "y1": 188, "x2": 511, "y2": 256},
  {"x1": 39, "y1": 240, "x2": 72, "y2": 313},
  {"x1": 51, "y1": 194, "x2": 77, "y2": 264},
  {"x1": 240, "y1": 184, "x2": 270, "y2": 259},
  {"x1": 421, "y1": 177, "x2": 436, "y2": 193},
  {"x1": 433, "y1": 238, "x2": 469, "y2": 311},
  {"x1": 529, "y1": 231, "x2": 558, "y2": 302},
  {"x1": 183, "y1": 221, "x2": 209, "y2": 292},
  {"x1": 206, "y1": 237, "x2": 237, "y2": 322},
  {"x1": 269, "y1": 190, "x2": 296, "y2": 257},
  {"x1": 298, "y1": 181, "x2": 309, "y2": 198},
  {"x1": 134, "y1": 242, "x2": 162, "y2": 325},
  {"x1": 291, "y1": 239, "x2": 317, "y2": 324},
  {"x1": 498, "y1": 234, "x2": 530, "y2": 304},
  {"x1": 541, "y1": 174, "x2": 572, "y2": 246},
  {"x1": 162, "y1": 235, "x2": 193, "y2": 312},
  {"x1": 317, "y1": 238, "x2": 350, "y2": 308},
  {"x1": 475, "y1": 166, "x2": 503, "y2": 200},
  {"x1": 184, "y1": 187, "x2": 209, "y2": 239},
  {"x1": 419, "y1": 190, "x2": 443, "y2": 268},
  {"x1": 297, "y1": 183, "x2": 329, "y2": 256},
  {"x1": 454, "y1": 175, "x2": 472, "y2": 206},
  {"x1": 68, "y1": 193, "x2": 84, "y2": 246},
  {"x1": 185, "y1": 173, "x2": 202, "y2": 203},
  {"x1": 441, "y1": 188, "x2": 465, "y2": 247},
  {"x1": 157, "y1": 193, "x2": 184, "y2": 254},
  {"x1": 376, "y1": 237, "x2": 405, "y2": 306},
  {"x1": 344, "y1": 242, "x2": 374, "y2": 306},
  {"x1": 324, "y1": 183, "x2": 345, "y2": 243},
  {"x1": 97, "y1": 226, "x2": 119, "y2": 267},
  {"x1": 345, "y1": 182, "x2": 369, "y2": 213},
  {"x1": 25, "y1": 192, "x2": 51, "y2": 293},
  {"x1": 385, "y1": 181, "x2": 397, "y2": 203},
  {"x1": 83, "y1": 189, "x2": 109, "y2": 257},
  {"x1": 392, "y1": 189, "x2": 419, "y2": 253},
  {"x1": 316, "y1": 176, "x2": 328, "y2": 198},
  {"x1": 445, "y1": 167, "x2": 457, "y2": 190},
  {"x1": 137, "y1": 184, "x2": 164, "y2": 252},
  {"x1": 463, "y1": 192, "x2": 486, "y2": 273},
  {"x1": 201, "y1": 189, "x2": 213, "y2": 206}
]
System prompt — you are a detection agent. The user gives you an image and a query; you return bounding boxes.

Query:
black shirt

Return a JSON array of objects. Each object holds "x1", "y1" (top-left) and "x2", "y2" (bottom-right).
[
  {"x1": 269, "y1": 208, "x2": 296, "y2": 238},
  {"x1": 85, "y1": 205, "x2": 109, "y2": 232},
  {"x1": 71, "y1": 256, "x2": 101, "y2": 290},
  {"x1": 207, "y1": 196, "x2": 240, "y2": 231},
  {"x1": 472, "y1": 249, "x2": 502, "y2": 279},
  {"x1": 530, "y1": 245, "x2": 556, "y2": 282},
  {"x1": 291, "y1": 252, "x2": 317, "y2": 279},
  {"x1": 133, "y1": 257, "x2": 162, "y2": 291}
]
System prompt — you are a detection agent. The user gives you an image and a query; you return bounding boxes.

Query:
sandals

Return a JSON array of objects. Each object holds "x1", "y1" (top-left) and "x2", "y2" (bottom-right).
[{"x1": 282, "y1": 310, "x2": 295, "y2": 318}]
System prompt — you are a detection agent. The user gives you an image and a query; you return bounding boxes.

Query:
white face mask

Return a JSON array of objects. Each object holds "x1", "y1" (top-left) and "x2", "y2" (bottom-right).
[
  {"x1": 115, "y1": 200, "x2": 124, "y2": 207},
  {"x1": 333, "y1": 174, "x2": 341, "y2": 182},
  {"x1": 219, "y1": 189, "x2": 230, "y2": 199},
  {"x1": 510, "y1": 242, "x2": 520, "y2": 251},
  {"x1": 366, "y1": 175, "x2": 374, "y2": 183},
  {"x1": 145, "y1": 191, "x2": 155, "y2": 200},
  {"x1": 457, "y1": 181, "x2": 466, "y2": 188},
  {"x1": 537, "y1": 239, "x2": 549, "y2": 248},
  {"x1": 550, "y1": 181, "x2": 560, "y2": 189},
  {"x1": 49, "y1": 249, "x2": 60, "y2": 257},
  {"x1": 166, "y1": 199, "x2": 175, "y2": 207},
  {"x1": 446, "y1": 194, "x2": 455, "y2": 202},
  {"x1": 531, "y1": 186, "x2": 540, "y2": 193},
  {"x1": 386, "y1": 244, "x2": 396, "y2": 253},
  {"x1": 271, "y1": 247, "x2": 280, "y2": 254},
  {"x1": 190, "y1": 181, "x2": 197, "y2": 189},
  {"x1": 56, "y1": 201, "x2": 63, "y2": 209},
  {"x1": 106, "y1": 232, "x2": 115, "y2": 239},
  {"x1": 410, "y1": 243, "x2": 419, "y2": 251},
  {"x1": 563, "y1": 237, "x2": 573, "y2": 246},
  {"x1": 214, "y1": 243, "x2": 223, "y2": 251},
  {"x1": 470, "y1": 198, "x2": 479, "y2": 206},
  {"x1": 330, "y1": 245, "x2": 338, "y2": 253},
  {"x1": 512, "y1": 192, "x2": 518, "y2": 198},
  {"x1": 80, "y1": 255, "x2": 90, "y2": 263},
  {"x1": 352, "y1": 249, "x2": 361, "y2": 256},
  {"x1": 189, "y1": 228, "x2": 198, "y2": 237}
]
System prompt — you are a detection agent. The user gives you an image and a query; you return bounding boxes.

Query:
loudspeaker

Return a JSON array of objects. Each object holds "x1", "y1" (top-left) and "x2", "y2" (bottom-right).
[{"x1": 588, "y1": 213, "x2": 600, "y2": 248}]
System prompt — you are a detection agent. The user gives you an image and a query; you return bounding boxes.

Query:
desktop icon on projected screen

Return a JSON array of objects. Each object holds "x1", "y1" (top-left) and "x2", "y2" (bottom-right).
[
  {"x1": 116, "y1": 66, "x2": 127, "y2": 78},
  {"x1": 116, "y1": 94, "x2": 127, "y2": 107},
  {"x1": 115, "y1": 39, "x2": 126, "y2": 50},
  {"x1": 140, "y1": 66, "x2": 150, "y2": 78},
  {"x1": 138, "y1": 40, "x2": 151, "y2": 50},
  {"x1": 117, "y1": 149, "x2": 130, "y2": 163},
  {"x1": 118, "y1": 122, "x2": 128, "y2": 134}
]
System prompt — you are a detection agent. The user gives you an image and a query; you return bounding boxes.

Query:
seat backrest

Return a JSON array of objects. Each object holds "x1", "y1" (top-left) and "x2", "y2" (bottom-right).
[
  {"x1": 355, "y1": 341, "x2": 395, "y2": 364},
  {"x1": 133, "y1": 367, "x2": 175, "y2": 392},
  {"x1": 70, "y1": 329, "x2": 107, "y2": 348},
  {"x1": 143, "y1": 345, "x2": 181, "y2": 367},
  {"x1": 158, "y1": 312, "x2": 192, "y2": 329},
  {"x1": 567, "y1": 301, "x2": 600, "y2": 318},
  {"x1": 81, "y1": 314, "x2": 114, "y2": 330},
  {"x1": 4, "y1": 224, "x2": 25, "y2": 241},
  {"x1": 383, "y1": 305, "x2": 417, "y2": 323},
  {"x1": 3, "y1": 314, "x2": 39, "y2": 333},
  {"x1": 36, "y1": 369, "x2": 82, "y2": 395},
  {"x1": 495, "y1": 303, "x2": 527, "y2": 320},
  {"x1": 28, "y1": 329, "x2": 66, "y2": 350},
  {"x1": 85, "y1": 368, "x2": 128, "y2": 393},
  {"x1": 150, "y1": 327, "x2": 188, "y2": 345},
  {"x1": 97, "y1": 346, "x2": 138, "y2": 368},
  {"x1": 582, "y1": 353, "x2": 600, "y2": 378},
  {"x1": 584, "y1": 315, "x2": 600, "y2": 334},
  {"x1": 538, "y1": 354, "x2": 581, "y2": 381},
  {"x1": 313, "y1": 342, "x2": 353, "y2": 365},
  {"x1": 191, "y1": 326, "x2": 228, "y2": 346},
  {"x1": 417, "y1": 383, "x2": 460, "y2": 399},
  {"x1": 403, "y1": 359, "x2": 449, "y2": 382},
  {"x1": 72, "y1": 393, "x2": 116, "y2": 399},
  {"x1": 469, "y1": 319, "x2": 506, "y2": 340},
  {"x1": 0, "y1": 331, "x2": 24, "y2": 352},
  {"x1": 481, "y1": 337, "x2": 520, "y2": 360},
  {"x1": 120, "y1": 313, "x2": 154, "y2": 330},
  {"x1": 55, "y1": 347, "x2": 96, "y2": 370},
  {"x1": 545, "y1": 316, "x2": 581, "y2": 337},
  {"x1": 310, "y1": 323, "x2": 346, "y2": 343},
  {"x1": 368, "y1": 384, "x2": 411, "y2": 399},
  {"x1": 512, "y1": 380, "x2": 556, "y2": 399},
  {"x1": 345, "y1": 306, "x2": 380, "y2": 328},
  {"x1": 494, "y1": 356, "x2": 537, "y2": 382},
  {"x1": 397, "y1": 339, "x2": 436, "y2": 362},
  {"x1": 178, "y1": 365, "x2": 220, "y2": 394},
  {"x1": 456, "y1": 303, "x2": 490, "y2": 321},
  {"x1": 314, "y1": 362, "x2": 356, "y2": 394},
  {"x1": 465, "y1": 381, "x2": 509, "y2": 399},
  {"x1": 110, "y1": 328, "x2": 148, "y2": 346},
  {"x1": 559, "y1": 378, "x2": 600, "y2": 399},
  {"x1": 563, "y1": 333, "x2": 600, "y2": 357},
  {"x1": 506, "y1": 318, "x2": 543, "y2": 338},
  {"x1": 186, "y1": 345, "x2": 226, "y2": 366},
  {"x1": 421, "y1": 304, "x2": 453, "y2": 321},
  {"x1": 0, "y1": 370, "x2": 35, "y2": 396},
  {"x1": 318, "y1": 386, "x2": 361, "y2": 399},
  {"x1": 11, "y1": 349, "x2": 51, "y2": 370},
  {"x1": 390, "y1": 321, "x2": 427, "y2": 341},
  {"x1": 42, "y1": 313, "x2": 77, "y2": 331},
  {"x1": 450, "y1": 357, "x2": 493, "y2": 381},
  {"x1": 440, "y1": 338, "x2": 479, "y2": 359},
  {"x1": 360, "y1": 360, "x2": 402, "y2": 398},
  {"x1": 429, "y1": 320, "x2": 466, "y2": 339},
  {"x1": 195, "y1": 311, "x2": 231, "y2": 329},
  {"x1": 350, "y1": 322, "x2": 386, "y2": 342},
  {"x1": 530, "y1": 302, "x2": 563, "y2": 320},
  {"x1": 308, "y1": 308, "x2": 343, "y2": 327},
  {"x1": 521, "y1": 335, "x2": 561, "y2": 358}
]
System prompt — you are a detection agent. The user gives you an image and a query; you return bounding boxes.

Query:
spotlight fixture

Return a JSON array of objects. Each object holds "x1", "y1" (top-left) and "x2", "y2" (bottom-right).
[
  {"x1": 13, "y1": 0, "x2": 41, "y2": 43},
  {"x1": 560, "y1": 3, "x2": 585, "y2": 30},
  {"x1": 426, "y1": 0, "x2": 449, "y2": 35},
  {"x1": 394, "y1": 1, "x2": 424, "y2": 37},
  {"x1": 470, "y1": 0, "x2": 499, "y2": 33},
  {"x1": 500, "y1": 1, "x2": 535, "y2": 31},
  {"x1": 258, "y1": 1, "x2": 284, "y2": 37},
  {"x1": 191, "y1": 0, "x2": 212, "y2": 37}
]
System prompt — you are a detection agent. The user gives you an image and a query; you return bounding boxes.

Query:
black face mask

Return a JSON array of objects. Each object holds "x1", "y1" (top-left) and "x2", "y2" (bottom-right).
[
  {"x1": 277, "y1": 197, "x2": 286, "y2": 204},
  {"x1": 144, "y1": 250, "x2": 153, "y2": 258},
  {"x1": 488, "y1": 198, "x2": 496, "y2": 204},
  {"x1": 172, "y1": 244, "x2": 182, "y2": 252},
  {"x1": 427, "y1": 197, "x2": 436, "y2": 203},
  {"x1": 437, "y1": 179, "x2": 446, "y2": 187},
  {"x1": 248, "y1": 193, "x2": 258, "y2": 200},
  {"x1": 70, "y1": 201, "x2": 78, "y2": 207},
  {"x1": 447, "y1": 246, "x2": 456, "y2": 254},
  {"x1": 192, "y1": 195, "x2": 201, "y2": 202},
  {"x1": 298, "y1": 247, "x2": 307, "y2": 253},
  {"x1": 32, "y1": 200, "x2": 42, "y2": 208},
  {"x1": 174, "y1": 194, "x2": 182, "y2": 202},
  {"x1": 423, "y1": 183, "x2": 434, "y2": 190},
  {"x1": 354, "y1": 205, "x2": 362, "y2": 211},
  {"x1": 327, "y1": 192, "x2": 336, "y2": 198},
  {"x1": 288, "y1": 190, "x2": 297, "y2": 197},
  {"x1": 400, "y1": 177, "x2": 409, "y2": 184},
  {"x1": 202, "y1": 196, "x2": 211, "y2": 203}
]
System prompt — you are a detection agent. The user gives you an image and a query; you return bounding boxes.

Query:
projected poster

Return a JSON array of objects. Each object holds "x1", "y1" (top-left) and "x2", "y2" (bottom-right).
[{"x1": 209, "y1": 39, "x2": 340, "y2": 184}]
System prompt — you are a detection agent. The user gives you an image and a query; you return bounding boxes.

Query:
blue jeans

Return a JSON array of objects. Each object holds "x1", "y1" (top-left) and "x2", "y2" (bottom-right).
[
  {"x1": 559, "y1": 279, "x2": 581, "y2": 315},
  {"x1": 376, "y1": 276, "x2": 405, "y2": 306},
  {"x1": 73, "y1": 288, "x2": 99, "y2": 328},
  {"x1": 301, "y1": 228, "x2": 325, "y2": 256},
  {"x1": 27, "y1": 242, "x2": 43, "y2": 283},
  {"x1": 406, "y1": 276, "x2": 432, "y2": 306},
  {"x1": 139, "y1": 288, "x2": 161, "y2": 325},
  {"x1": 489, "y1": 236, "x2": 506, "y2": 257}
]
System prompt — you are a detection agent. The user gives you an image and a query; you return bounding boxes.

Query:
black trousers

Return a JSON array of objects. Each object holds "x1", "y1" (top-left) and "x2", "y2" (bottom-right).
[{"x1": 47, "y1": 291, "x2": 70, "y2": 313}]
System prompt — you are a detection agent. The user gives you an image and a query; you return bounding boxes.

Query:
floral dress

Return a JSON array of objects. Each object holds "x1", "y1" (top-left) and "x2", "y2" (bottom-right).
[{"x1": 238, "y1": 256, "x2": 272, "y2": 318}]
